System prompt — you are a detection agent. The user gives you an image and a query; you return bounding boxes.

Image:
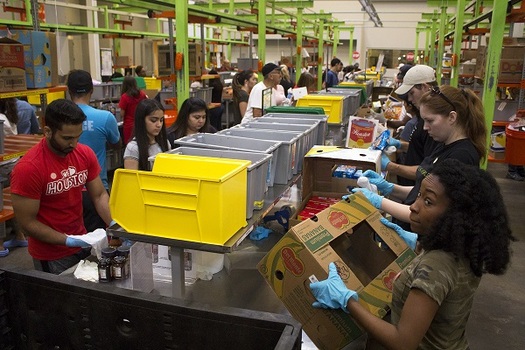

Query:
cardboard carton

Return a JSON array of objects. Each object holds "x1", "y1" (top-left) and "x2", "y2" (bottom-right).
[
  {"x1": 475, "y1": 46, "x2": 525, "y2": 83},
  {"x1": 0, "y1": 37, "x2": 26, "y2": 92},
  {"x1": 258, "y1": 192, "x2": 417, "y2": 350},
  {"x1": 115, "y1": 55, "x2": 133, "y2": 67},
  {"x1": 0, "y1": 30, "x2": 57, "y2": 88}
]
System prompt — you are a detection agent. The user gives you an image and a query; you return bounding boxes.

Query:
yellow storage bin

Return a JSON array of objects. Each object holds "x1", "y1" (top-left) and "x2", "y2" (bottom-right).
[
  {"x1": 296, "y1": 95, "x2": 344, "y2": 124},
  {"x1": 110, "y1": 153, "x2": 250, "y2": 245},
  {"x1": 144, "y1": 77, "x2": 162, "y2": 91},
  {"x1": 27, "y1": 90, "x2": 65, "y2": 105}
]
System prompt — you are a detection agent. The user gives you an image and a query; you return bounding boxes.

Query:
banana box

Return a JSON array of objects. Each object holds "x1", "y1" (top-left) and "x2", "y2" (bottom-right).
[
  {"x1": 258, "y1": 192, "x2": 416, "y2": 350},
  {"x1": 0, "y1": 37, "x2": 26, "y2": 92},
  {"x1": 0, "y1": 30, "x2": 55, "y2": 88}
]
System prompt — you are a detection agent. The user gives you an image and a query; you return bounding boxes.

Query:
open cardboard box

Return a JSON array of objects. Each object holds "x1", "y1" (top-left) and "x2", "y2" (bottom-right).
[
  {"x1": 258, "y1": 192, "x2": 417, "y2": 350},
  {"x1": 291, "y1": 146, "x2": 381, "y2": 227}
]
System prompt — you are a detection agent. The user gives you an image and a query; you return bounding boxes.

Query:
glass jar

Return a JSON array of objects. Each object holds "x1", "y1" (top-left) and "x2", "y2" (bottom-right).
[
  {"x1": 98, "y1": 258, "x2": 112, "y2": 283},
  {"x1": 117, "y1": 246, "x2": 131, "y2": 279},
  {"x1": 112, "y1": 256, "x2": 126, "y2": 280}
]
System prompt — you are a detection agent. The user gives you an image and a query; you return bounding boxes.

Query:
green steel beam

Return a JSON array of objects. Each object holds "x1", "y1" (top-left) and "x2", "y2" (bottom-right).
[
  {"x1": 258, "y1": 0, "x2": 267, "y2": 72},
  {"x1": 295, "y1": 7, "x2": 303, "y2": 84},
  {"x1": 435, "y1": 4, "x2": 448, "y2": 81},
  {"x1": 450, "y1": 0, "x2": 467, "y2": 87},
  {"x1": 481, "y1": 0, "x2": 507, "y2": 169},
  {"x1": 175, "y1": 0, "x2": 189, "y2": 108},
  {"x1": 192, "y1": 1, "x2": 314, "y2": 10},
  {"x1": 317, "y1": 20, "x2": 325, "y2": 91}
]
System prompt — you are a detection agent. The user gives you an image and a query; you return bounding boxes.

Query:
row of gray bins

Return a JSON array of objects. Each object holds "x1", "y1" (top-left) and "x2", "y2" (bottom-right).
[{"x1": 150, "y1": 113, "x2": 328, "y2": 219}]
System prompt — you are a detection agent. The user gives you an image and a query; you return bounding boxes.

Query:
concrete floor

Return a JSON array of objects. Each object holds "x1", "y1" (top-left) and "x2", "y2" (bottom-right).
[{"x1": 1, "y1": 162, "x2": 524, "y2": 349}]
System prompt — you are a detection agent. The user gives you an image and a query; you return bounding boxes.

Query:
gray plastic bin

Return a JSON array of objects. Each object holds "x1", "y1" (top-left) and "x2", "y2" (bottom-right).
[
  {"x1": 219, "y1": 128, "x2": 299, "y2": 184},
  {"x1": 240, "y1": 121, "x2": 316, "y2": 172},
  {"x1": 261, "y1": 113, "x2": 328, "y2": 145},
  {"x1": 320, "y1": 89, "x2": 362, "y2": 117},
  {"x1": 155, "y1": 147, "x2": 272, "y2": 219},
  {"x1": 257, "y1": 117, "x2": 323, "y2": 146},
  {"x1": 173, "y1": 133, "x2": 281, "y2": 187}
]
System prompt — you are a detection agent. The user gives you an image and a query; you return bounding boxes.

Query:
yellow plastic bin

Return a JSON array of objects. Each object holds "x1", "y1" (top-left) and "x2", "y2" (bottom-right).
[
  {"x1": 296, "y1": 95, "x2": 345, "y2": 124},
  {"x1": 144, "y1": 77, "x2": 162, "y2": 91},
  {"x1": 110, "y1": 154, "x2": 250, "y2": 245}
]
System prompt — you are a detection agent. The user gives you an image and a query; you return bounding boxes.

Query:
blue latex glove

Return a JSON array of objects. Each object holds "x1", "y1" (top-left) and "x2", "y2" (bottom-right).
[
  {"x1": 65, "y1": 236, "x2": 92, "y2": 249},
  {"x1": 381, "y1": 153, "x2": 391, "y2": 171},
  {"x1": 351, "y1": 188, "x2": 383, "y2": 209},
  {"x1": 380, "y1": 217, "x2": 418, "y2": 250},
  {"x1": 388, "y1": 137, "x2": 401, "y2": 149},
  {"x1": 310, "y1": 262, "x2": 358, "y2": 313},
  {"x1": 362, "y1": 170, "x2": 394, "y2": 195}
]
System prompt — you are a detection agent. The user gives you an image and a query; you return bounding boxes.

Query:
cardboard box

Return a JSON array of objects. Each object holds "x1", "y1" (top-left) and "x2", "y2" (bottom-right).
[
  {"x1": 0, "y1": 37, "x2": 26, "y2": 92},
  {"x1": 489, "y1": 149, "x2": 506, "y2": 160},
  {"x1": 0, "y1": 30, "x2": 56, "y2": 88},
  {"x1": 258, "y1": 193, "x2": 417, "y2": 350},
  {"x1": 475, "y1": 46, "x2": 525, "y2": 83},
  {"x1": 290, "y1": 146, "x2": 381, "y2": 227},
  {"x1": 115, "y1": 55, "x2": 133, "y2": 67},
  {"x1": 459, "y1": 62, "x2": 476, "y2": 76}
]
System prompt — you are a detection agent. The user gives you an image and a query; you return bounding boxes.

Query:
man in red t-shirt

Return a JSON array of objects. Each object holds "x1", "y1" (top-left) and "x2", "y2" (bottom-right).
[{"x1": 11, "y1": 99, "x2": 112, "y2": 274}]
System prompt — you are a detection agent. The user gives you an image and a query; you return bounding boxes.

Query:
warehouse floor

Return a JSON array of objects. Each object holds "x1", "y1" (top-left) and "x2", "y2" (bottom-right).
[{"x1": 1, "y1": 162, "x2": 524, "y2": 349}]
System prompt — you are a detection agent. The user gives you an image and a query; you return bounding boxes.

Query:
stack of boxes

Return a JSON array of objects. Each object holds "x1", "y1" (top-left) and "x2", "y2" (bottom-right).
[{"x1": 0, "y1": 30, "x2": 59, "y2": 89}]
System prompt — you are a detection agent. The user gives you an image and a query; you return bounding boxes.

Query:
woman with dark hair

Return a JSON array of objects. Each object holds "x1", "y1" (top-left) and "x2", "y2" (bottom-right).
[
  {"x1": 354, "y1": 85, "x2": 487, "y2": 229},
  {"x1": 123, "y1": 99, "x2": 169, "y2": 171},
  {"x1": 0, "y1": 97, "x2": 19, "y2": 135},
  {"x1": 166, "y1": 97, "x2": 217, "y2": 148},
  {"x1": 296, "y1": 72, "x2": 316, "y2": 93},
  {"x1": 232, "y1": 69, "x2": 257, "y2": 124},
  {"x1": 119, "y1": 75, "x2": 148, "y2": 144},
  {"x1": 311, "y1": 159, "x2": 514, "y2": 350}
]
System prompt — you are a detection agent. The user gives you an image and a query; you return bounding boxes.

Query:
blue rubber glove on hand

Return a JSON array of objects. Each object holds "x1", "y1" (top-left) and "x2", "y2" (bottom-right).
[
  {"x1": 65, "y1": 236, "x2": 92, "y2": 249},
  {"x1": 352, "y1": 188, "x2": 383, "y2": 209},
  {"x1": 381, "y1": 153, "x2": 391, "y2": 171},
  {"x1": 310, "y1": 262, "x2": 358, "y2": 313},
  {"x1": 362, "y1": 170, "x2": 394, "y2": 195},
  {"x1": 380, "y1": 217, "x2": 418, "y2": 250},
  {"x1": 388, "y1": 137, "x2": 401, "y2": 149}
]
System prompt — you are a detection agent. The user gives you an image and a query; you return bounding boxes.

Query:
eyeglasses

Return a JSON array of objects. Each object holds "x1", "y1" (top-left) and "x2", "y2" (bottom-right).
[{"x1": 430, "y1": 86, "x2": 456, "y2": 111}]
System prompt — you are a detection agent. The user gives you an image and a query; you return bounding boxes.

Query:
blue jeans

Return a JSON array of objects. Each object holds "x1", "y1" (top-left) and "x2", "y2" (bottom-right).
[{"x1": 33, "y1": 248, "x2": 91, "y2": 275}]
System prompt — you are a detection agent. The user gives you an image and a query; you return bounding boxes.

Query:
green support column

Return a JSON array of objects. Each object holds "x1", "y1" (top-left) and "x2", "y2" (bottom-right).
[
  {"x1": 333, "y1": 27, "x2": 340, "y2": 57},
  {"x1": 258, "y1": 0, "x2": 267, "y2": 72},
  {"x1": 295, "y1": 7, "x2": 304, "y2": 84},
  {"x1": 430, "y1": 16, "x2": 438, "y2": 67},
  {"x1": 425, "y1": 28, "x2": 431, "y2": 64},
  {"x1": 348, "y1": 28, "x2": 354, "y2": 63},
  {"x1": 480, "y1": 1, "x2": 507, "y2": 169},
  {"x1": 450, "y1": 0, "x2": 467, "y2": 87},
  {"x1": 436, "y1": 5, "x2": 448, "y2": 81},
  {"x1": 176, "y1": 0, "x2": 189, "y2": 109},
  {"x1": 317, "y1": 21, "x2": 325, "y2": 91},
  {"x1": 415, "y1": 29, "x2": 420, "y2": 64}
]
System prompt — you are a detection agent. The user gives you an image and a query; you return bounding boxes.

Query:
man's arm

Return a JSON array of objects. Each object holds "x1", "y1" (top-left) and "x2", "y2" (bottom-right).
[
  {"x1": 86, "y1": 177, "x2": 112, "y2": 226},
  {"x1": 11, "y1": 194, "x2": 68, "y2": 245}
]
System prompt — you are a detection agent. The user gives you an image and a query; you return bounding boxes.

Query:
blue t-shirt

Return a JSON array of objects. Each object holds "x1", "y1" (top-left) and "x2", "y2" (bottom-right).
[
  {"x1": 325, "y1": 70, "x2": 339, "y2": 88},
  {"x1": 78, "y1": 104, "x2": 120, "y2": 189},
  {"x1": 16, "y1": 99, "x2": 40, "y2": 134}
]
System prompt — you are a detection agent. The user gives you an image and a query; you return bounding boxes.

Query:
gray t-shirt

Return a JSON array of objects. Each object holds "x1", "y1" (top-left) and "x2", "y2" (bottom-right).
[
  {"x1": 123, "y1": 140, "x2": 170, "y2": 170},
  {"x1": 391, "y1": 249, "x2": 480, "y2": 350}
]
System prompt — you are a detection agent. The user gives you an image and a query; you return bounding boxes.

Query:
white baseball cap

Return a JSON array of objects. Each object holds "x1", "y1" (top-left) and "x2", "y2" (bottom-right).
[{"x1": 394, "y1": 65, "x2": 436, "y2": 95}]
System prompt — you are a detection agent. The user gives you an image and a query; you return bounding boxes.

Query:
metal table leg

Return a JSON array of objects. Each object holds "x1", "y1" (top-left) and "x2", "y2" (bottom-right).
[{"x1": 168, "y1": 246, "x2": 186, "y2": 298}]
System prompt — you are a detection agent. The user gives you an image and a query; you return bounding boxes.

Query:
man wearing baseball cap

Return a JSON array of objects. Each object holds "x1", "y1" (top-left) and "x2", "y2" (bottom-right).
[
  {"x1": 382, "y1": 65, "x2": 441, "y2": 185},
  {"x1": 67, "y1": 70, "x2": 121, "y2": 232},
  {"x1": 241, "y1": 62, "x2": 282, "y2": 123}
]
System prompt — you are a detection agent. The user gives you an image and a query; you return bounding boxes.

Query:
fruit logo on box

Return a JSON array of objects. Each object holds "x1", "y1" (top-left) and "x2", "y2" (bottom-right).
[
  {"x1": 281, "y1": 247, "x2": 304, "y2": 276},
  {"x1": 382, "y1": 270, "x2": 398, "y2": 291},
  {"x1": 328, "y1": 210, "x2": 350, "y2": 229}
]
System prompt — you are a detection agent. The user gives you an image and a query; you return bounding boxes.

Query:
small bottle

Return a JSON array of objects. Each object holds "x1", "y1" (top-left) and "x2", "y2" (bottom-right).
[
  {"x1": 117, "y1": 246, "x2": 131, "y2": 279},
  {"x1": 98, "y1": 258, "x2": 112, "y2": 283},
  {"x1": 112, "y1": 256, "x2": 126, "y2": 280}
]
